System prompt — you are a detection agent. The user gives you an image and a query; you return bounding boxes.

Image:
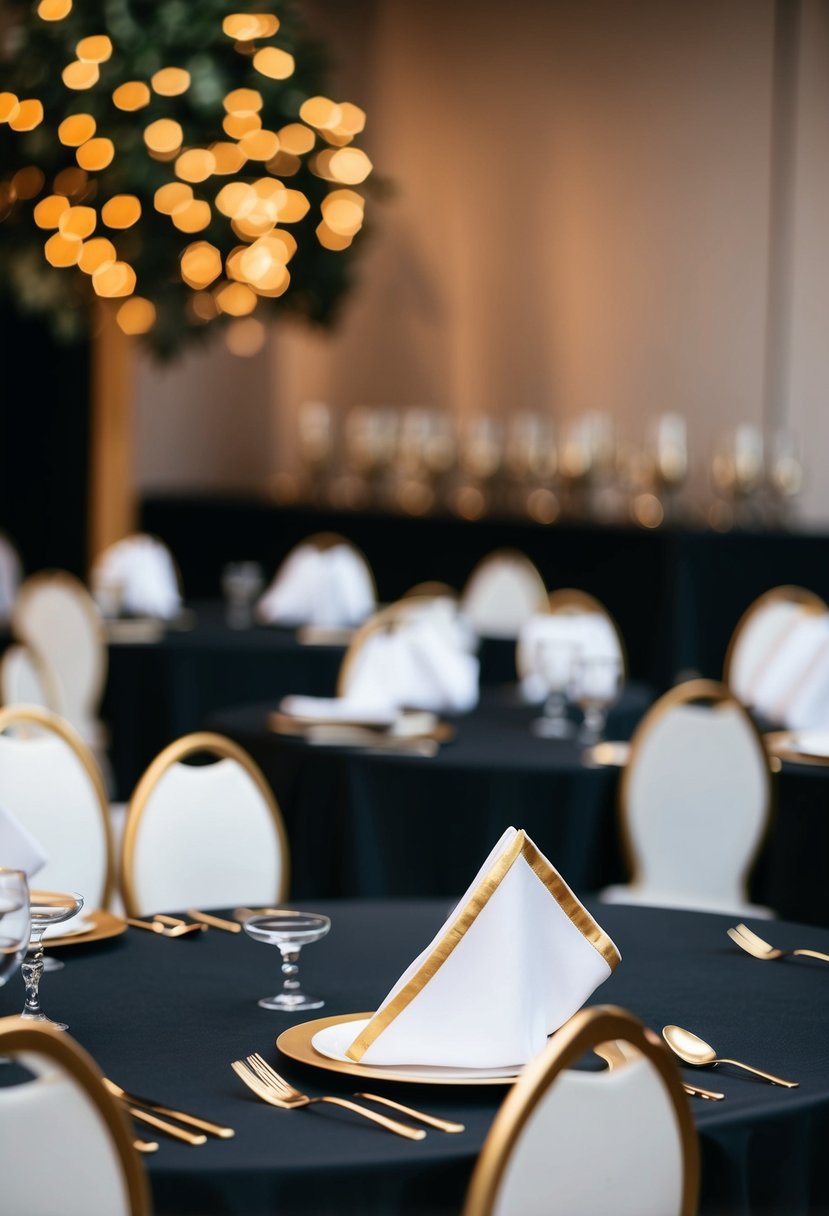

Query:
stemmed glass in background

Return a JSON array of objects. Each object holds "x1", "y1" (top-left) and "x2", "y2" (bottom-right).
[
  {"x1": 531, "y1": 640, "x2": 581, "y2": 738},
  {"x1": 243, "y1": 910, "x2": 331, "y2": 1012},
  {"x1": 21, "y1": 890, "x2": 84, "y2": 1030},
  {"x1": 222, "y1": 561, "x2": 265, "y2": 629},
  {"x1": 0, "y1": 868, "x2": 30, "y2": 992},
  {"x1": 571, "y1": 655, "x2": 623, "y2": 745}
]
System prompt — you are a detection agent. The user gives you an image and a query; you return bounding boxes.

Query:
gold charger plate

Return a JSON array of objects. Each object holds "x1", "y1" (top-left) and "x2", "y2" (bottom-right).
[
  {"x1": 277, "y1": 1012, "x2": 517, "y2": 1086},
  {"x1": 43, "y1": 909, "x2": 127, "y2": 950},
  {"x1": 268, "y1": 714, "x2": 456, "y2": 746},
  {"x1": 764, "y1": 731, "x2": 829, "y2": 768}
]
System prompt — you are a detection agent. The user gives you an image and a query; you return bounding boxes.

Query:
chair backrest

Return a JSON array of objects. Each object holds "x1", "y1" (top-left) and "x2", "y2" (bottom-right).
[
  {"x1": 517, "y1": 589, "x2": 627, "y2": 682},
  {"x1": 618, "y1": 679, "x2": 772, "y2": 912},
  {"x1": 12, "y1": 570, "x2": 107, "y2": 739},
  {"x1": 121, "y1": 732, "x2": 289, "y2": 917},
  {"x1": 463, "y1": 1005, "x2": 698, "y2": 1216},
  {"x1": 0, "y1": 644, "x2": 61, "y2": 712},
  {"x1": 723, "y1": 585, "x2": 827, "y2": 704},
  {"x1": 0, "y1": 1017, "x2": 151, "y2": 1216},
  {"x1": 0, "y1": 530, "x2": 22, "y2": 624},
  {"x1": 0, "y1": 706, "x2": 115, "y2": 908},
  {"x1": 461, "y1": 550, "x2": 548, "y2": 639}
]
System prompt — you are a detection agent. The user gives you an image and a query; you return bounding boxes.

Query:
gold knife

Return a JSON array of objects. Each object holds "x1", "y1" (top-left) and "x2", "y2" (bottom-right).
[
  {"x1": 123, "y1": 1102, "x2": 207, "y2": 1145},
  {"x1": 104, "y1": 1078, "x2": 234, "y2": 1139},
  {"x1": 186, "y1": 909, "x2": 241, "y2": 933}
]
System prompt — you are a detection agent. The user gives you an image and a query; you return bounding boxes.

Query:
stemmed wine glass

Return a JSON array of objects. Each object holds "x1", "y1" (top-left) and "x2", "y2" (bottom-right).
[
  {"x1": 21, "y1": 890, "x2": 84, "y2": 1030},
  {"x1": 0, "y1": 868, "x2": 30, "y2": 992},
  {"x1": 243, "y1": 910, "x2": 331, "y2": 1012},
  {"x1": 531, "y1": 639, "x2": 581, "y2": 738},
  {"x1": 571, "y1": 655, "x2": 623, "y2": 745}
]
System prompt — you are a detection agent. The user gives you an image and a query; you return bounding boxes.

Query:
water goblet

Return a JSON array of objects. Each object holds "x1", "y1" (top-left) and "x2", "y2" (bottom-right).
[
  {"x1": 21, "y1": 890, "x2": 84, "y2": 1030},
  {"x1": 571, "y1": 655, "x2": 623, "y2": 746},
  {"x1": 222, "y1": 561, "x2": 265, "y2": 629},
  {"x1": 0, "y1": 868, "x2": 30, "y2": 991},
  {"x1": 531, "y1": 639, "x2": 581, "y2": 738},
  {"x1": 244, "y1": 910, "x2": 330, "y2": 1012}
]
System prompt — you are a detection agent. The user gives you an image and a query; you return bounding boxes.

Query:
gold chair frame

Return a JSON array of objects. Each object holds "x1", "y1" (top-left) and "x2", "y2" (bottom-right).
[
  {"x1": 120, "y1": 731, "x2": 290, "y2": 918},
  {"x1": 0, "y1": 1016, "x2": 151, "y2": 1216},
  {"x1": 463, "y1": 1004, "x2": 699, "y2": 1216},
  {"x1": 0, "y1": 704, "x2": 116, "y2": 908},
  {"x1": 722, "y1": 584, "x2": 828, "y2": 690}
]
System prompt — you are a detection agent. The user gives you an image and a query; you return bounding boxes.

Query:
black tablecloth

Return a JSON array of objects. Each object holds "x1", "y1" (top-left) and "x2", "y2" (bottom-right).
[{"x1": 2, "y1": 901, "x2": 828, "y2": 1215}]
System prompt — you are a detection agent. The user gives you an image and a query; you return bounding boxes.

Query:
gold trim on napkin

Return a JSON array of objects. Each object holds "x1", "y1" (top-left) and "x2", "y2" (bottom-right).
[{"x1": 346, "y1": 830, "x2": 620, "y2": 1061}]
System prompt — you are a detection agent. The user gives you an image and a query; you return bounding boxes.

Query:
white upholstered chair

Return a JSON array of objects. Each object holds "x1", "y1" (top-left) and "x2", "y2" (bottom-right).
[
  {"x1": 12, "y1": 570, "x2": 108, "y2": 761},
  {"x1": 461, "y1": 550, "x2": 548, "y2": 639},
  {"x1": 463, "y1": 1005, "x2": 698, "y2": 1216},
  {"x1": 0, "y1": 1018, "x2": 151, "y2": 1216},
  {"x1": 517, "y1": 588, "x2": 627, "y2": 687},
  {"x1": 0, "y1": 643, "x2": 60, "y2": 712},
  {"x1": 120, "y1": 732, "x2": 289, "y2": 917},
  {"x1": 723, "y1": 585, "x2": 827, "y2": 706},
  {"x1": 602, "y1": 679, "x2": 774, "y2": 916},
  {"x1": 0, "y1": 706, "x2": 115, "y2": 909},
  {"x1": 0, "y1": 530, "x2": 22, "y2": 624}
]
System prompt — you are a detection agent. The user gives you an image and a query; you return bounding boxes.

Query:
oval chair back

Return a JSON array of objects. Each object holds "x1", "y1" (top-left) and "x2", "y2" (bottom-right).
[
  {"x1": 461, "y1": 550, "x2": 548, "y2": 639},
  {"x1": 723, "y1": 585, "x2": 827, "y2": 705}
]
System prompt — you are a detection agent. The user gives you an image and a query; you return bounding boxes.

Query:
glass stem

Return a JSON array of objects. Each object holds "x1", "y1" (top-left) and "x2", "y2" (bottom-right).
[
  {"x1": 544, "y1": 690, "x2": 566, "y2": 722},
  {"x1": 279, "y1": 947, "x2": 301, "y2": 995},
  {"x1": 22, "y1": 933, "x2": 44, "y2": 1018}
]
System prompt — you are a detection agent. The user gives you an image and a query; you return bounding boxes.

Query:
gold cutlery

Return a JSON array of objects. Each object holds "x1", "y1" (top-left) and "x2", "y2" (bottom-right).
[
  {"x1": 133, "y1": 1139, "x2": 158, "y2": 1154},
  {"x1": 125, "y1": 917, "x2": 205, "y2": 938},
  {"x1": 728, "y1": 922, "x2": 829, "y2": 965},
  {"x1": 186, "y1": 909, "x2": 241, "y2": 933},
  {"x1": 662, "y1": 1025, "x2": 799, "y2": 1088},
  {"x1": 353, "y1": 1093, "x2": 465, "y2": 1132},
  {"x1": 231, "y1": 1054, "x2": 425, "y2": 1141},
  {"x1": 117, "y1": 1099, "x2": 208, "y2": 1145},
  {"x1": 594, "y1": 1040, "x2": 724, "y2": 1101},
  {"x1": 154, "y1": 914, "x2": 208, "y2": 934},
  {"x1": 233, "y1": 907, "x2": 283, "y2": 923},
  {"x1": 104, "y1": 1078, "x2": 235, "y2": 1139}
]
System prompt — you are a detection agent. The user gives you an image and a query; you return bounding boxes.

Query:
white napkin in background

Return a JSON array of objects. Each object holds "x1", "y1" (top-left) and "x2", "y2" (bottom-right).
[
  {"x1": 0, "y1": 802, "x2": 48, "y2": 877},
  {"x1": 750, "y1": 613, "x2": 829, "y2": 726},
  {"x1": 346, "y1": 826, "x2": 620, "y2": 1068},
  {"x1": 257, "y1": 544, "x2": 375, "y2": 628},
  {"x1": 93, "y1": 535, "x2": 182, "y2": 620},
  {"x1": 343, "y1": 617, "x2": 480, "y2": 714},
  {"x1": 279, "y1": 694, "x2": 398, "y2": 726},
  {"x1": 518, "y1": 612, "x2": 622, "y2": 702},
  {"x1": 397, "y1": 596, "x2": 477, "y2": 654}
]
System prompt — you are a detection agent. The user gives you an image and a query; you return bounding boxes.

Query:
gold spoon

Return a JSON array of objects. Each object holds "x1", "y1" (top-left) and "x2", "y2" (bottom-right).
[{"x1": 662, "y1": 1025, "x2": 798, "y2": 1088}]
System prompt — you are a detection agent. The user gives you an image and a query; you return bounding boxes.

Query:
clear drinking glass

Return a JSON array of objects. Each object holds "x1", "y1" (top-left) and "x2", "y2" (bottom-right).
[
  {"x1": 0, "y1": 868, "x2": 30, "y2": 990},
  {"x1": 222, "y1": 561, "x2": 265, "y2": 629},
  {"x1": 21, "y1": 891, "x2": 84, "y2": 1030},
  {"x1": 244, "y1": 910, "x2": 331, "y2": 1012},
  {"x1": 571, "y1": 655, "x2": 623, "y2": 745},
  {"x1": 531, "y1": 639, "x2": 581, "y2": 738}
]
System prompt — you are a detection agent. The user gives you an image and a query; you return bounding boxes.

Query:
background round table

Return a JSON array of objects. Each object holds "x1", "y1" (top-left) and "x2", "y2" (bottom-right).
[{"x1": 1, "y1": 900, "x2": 827, "y2": 1215}]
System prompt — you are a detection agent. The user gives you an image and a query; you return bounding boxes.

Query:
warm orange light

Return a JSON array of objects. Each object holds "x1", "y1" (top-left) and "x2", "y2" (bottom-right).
[
  {"x1": 222, "y1": 113, "x2": 261, "y2": 139},
  {"x1": 278, "y1": 189, "x2": 310, "y2": 223},
  {"x1": 58, "y1": 113, "x2": 96, "y2": 146},
  {"x1": 321, "y1": 189, "x2": 364, "y2": 235},
  {"x1": 102, "y1": 194, "x2": 141, "y2": 228},
  {"x1": 144, "y1": 119, "x2": 184, "y2": 155},
  {"x1": 78, "y1": 236, "x2": 116, "y2": 273},
  {"x1": 0, "y1": 93, "x2": 19, "y2": 123},
  {"x1": 222, "y1": 13, "x2": 279, "y2": 40},
  {"x1": 337, "y1": 102, "x2": 367, "y2": 136},
  {"x1": 326, "y1": 147, "x2": 372, "y2": 184},
  {"x1": 76, "y1": 35, "x2": 112, "y2": 63},
  {"x1": 76, "y1": 137, "x2": 115, "y2": 170},
  {"x1": 117, "y1": 296, "x2": 156, "y2": 335},
  {"x1": 38, "y1": 0, "x2": 72, "y2": 19},
  {"x1": 175, "y1": 148, "x2": 216, "y2": 183},
  {"x1": 152, "y1": 67, "x2": 191, "y2": 97},
  {"x1": 253, "y1": 47, "x2": 295, "y2": 80},
  {"x1": 189, "y1": 291, "x2": 219, "y2": 322},
  {"x1": 299, "y1": 96, "x2": 341, "y2": 130},
  {"x1": 59, "y1": 204, "x2": 96, "y2": 239},
  {"x1": 62, "y1": 61, "x2": 100, "y2": 90},
  {"x1": 266, "y1": 151, "x2": 301, "y2": 177},
  {"x1": 33, "y1": 194, "x2": 70, "y2": 229},
  {"x1": 225, "y1": 246, "x2": 247, "y2": 280},
  {"x1": 278, "y1": 123, "x2": 315, "y2": 155},
  {"x1": 9, "y1": 100, "x2": 44, "y2": 132},
  {"x1": 44, "y1": 232, "x2": 82, "y2": 267},
  {"x1": 53, "y1": 167, "x2": 87, "y2": 197},
  {"x1": 215, "y1": 181, "x2": 256, "y2": 219},
  {"x1": 223, "y1": 88, "x2": 263, "y2": 115},
  {"x1": 225, "y1": 317, "x2": 266, "y2": 356},
  {"x1": 180, "y1": 240, "x2": 223, "y2": 289},
  {"x1": 92, "y1": 260, "x2": 136, "y2": 297},
  {"x1": 255, "y1": 266, "x2": 291, "y2": 297},
  {"x1": 214, "y1": 280, "x2": 257, "y2": 316},
  {"x1": 238, "y1": 129, "x2": 279, "y2": 161},
  {"x1": 112, "y1": 81, "x2": 151, "y2": 111},
  {"x1": 154, "y1": 182, "x2": 193, "y2": 215},
  {"x1": 315, "y1": 220, "x2": 353, "y2": 250},
  {"x1": 210, "y1": 142, "x2": 247, "y2": 175},
  {"x1": 12, "y1": 166, "x2": 45, "y2": 199},
  {"x1": 171, "y1": 199, "x2": 211, "y2": 232}
]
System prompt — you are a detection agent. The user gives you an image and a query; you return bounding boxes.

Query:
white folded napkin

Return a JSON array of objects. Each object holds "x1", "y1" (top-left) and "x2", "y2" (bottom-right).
[
  {"x1": 518, "y1": 612, "x2": 623, "y2": 702},
  {"x1": 395, "y1": 596, "x2": 477, "y2": 654},
  {"x1": 279, "y1": 694, "x2": 398, "y2": 727},
  {"x1": 751, "y1": 613, "x2": 829, "y2": 727},
  {"x1": 346, "y1": 826, "x2": 620, "y2": 1068},
  {"x1": 257, "y1": 543, "x2": 375, "y2": 628},
  {"x1": 343, "y1": 617, "x2": 480, "y2": 714},
  {"x1": 0, "y1": 802, "x2": 48, "y2": 877},
  {"x1": 93, "y1": 535, "x2": 182, "y2": 621}
]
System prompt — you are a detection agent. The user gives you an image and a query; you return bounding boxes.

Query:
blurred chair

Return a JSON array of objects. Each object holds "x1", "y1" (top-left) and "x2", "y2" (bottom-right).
[
  {"x1": 0, "y1": 643, "x2": 60, "y2": 712},
  {"x1": 0, "y1": 705, "x2": 115, "y2": 909},
  {"x1": 723, "y1": 585, "x2": 827, "y2": 706},
  {"x1": 0, "y1": 1017, "x2": 151, "y2": 1216},
  {"x1": 12, "y1": 570, "x2": 108, "y2": 768},
  {"x1": 91, "y1": 532, "x2": 183, "y2": 621},
  {"x1": 0, "y1": 529, "x2": 22, "y2": 625},
  {"x1": 602, "y1": 679, "x2": 773, "y2": 916},
  {"x1": 257, "y1": 532, "x2": 376, "y2": 629},
  {"x1": 120, "y1": 732, "x2": 289, "y2": 917},
  {"x1": 461, "y1": 550, "x2": 548, "y2": 639},
  {"x1": 463, "y1": 1005, "x2": 698, "y2": 1216}
]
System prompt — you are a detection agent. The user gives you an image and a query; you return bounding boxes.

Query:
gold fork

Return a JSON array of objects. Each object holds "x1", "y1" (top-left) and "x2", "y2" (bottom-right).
[
  {"x1": 728, "y1": 923, "x2": 829, "y2": 965},
  {"x1": 231, "y1": 1056, "x2": 425, "y2": 1141}
]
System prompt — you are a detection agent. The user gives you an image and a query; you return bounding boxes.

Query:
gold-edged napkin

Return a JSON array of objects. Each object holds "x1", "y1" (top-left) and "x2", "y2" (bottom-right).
[{"x1": 346, "y1": 827, "x2": 620, "y2": 1069}]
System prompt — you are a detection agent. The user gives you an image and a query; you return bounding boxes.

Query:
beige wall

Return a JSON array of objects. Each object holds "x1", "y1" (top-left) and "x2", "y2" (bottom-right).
[{"x1": 136, "y1": 0, "x2": 829, "y2": 522}]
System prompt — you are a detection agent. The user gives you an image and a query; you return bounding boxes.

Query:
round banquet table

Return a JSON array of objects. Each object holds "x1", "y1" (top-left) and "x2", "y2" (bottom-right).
[{"x1": 1, "y1": 901, "x2": 828, "y2": 1215}]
